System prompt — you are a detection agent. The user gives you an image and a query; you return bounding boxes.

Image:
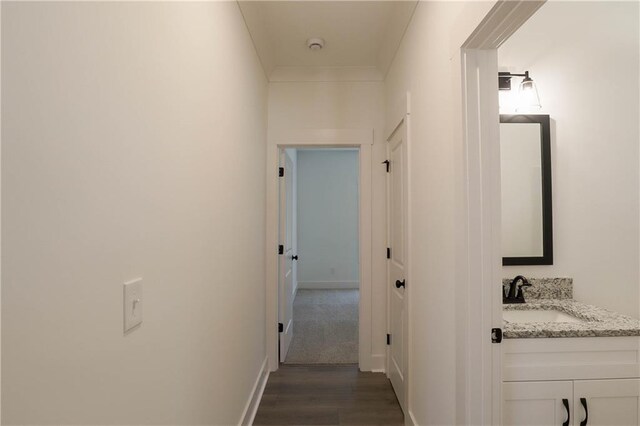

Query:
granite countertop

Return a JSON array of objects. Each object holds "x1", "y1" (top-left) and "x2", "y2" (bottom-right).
[
  {"x1": 502, "y1": 277, "x2": 640, "y2": 339},
  {"x1": 503, "y1": 299, "x2": 640, "y2": 339}
]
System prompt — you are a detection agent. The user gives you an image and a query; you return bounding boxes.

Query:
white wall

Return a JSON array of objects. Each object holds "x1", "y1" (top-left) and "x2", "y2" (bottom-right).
[
  {"x1": 296, "y1": 149, "x2": 359, "y2": 288},
  {"x1": 2, "y1": 2, "x2": 267, "y2": 424},
  {"x1": 268, "y1": 76, "x2": 387, "y2": 369},
  {"x1": 499, "y1": 1, "x2": 640, "y2": 317},
  {"x1": 0, "y1": 4, "x2": 3, "y2": 420},
  {"x1": 384, "y1": 1, "x2": 499, "y2": 424}
]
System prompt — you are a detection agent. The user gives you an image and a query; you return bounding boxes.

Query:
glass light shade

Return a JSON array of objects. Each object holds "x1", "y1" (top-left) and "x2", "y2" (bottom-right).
[{"x1": 516, "y1": 78, "x2": 541, "y2": 112}]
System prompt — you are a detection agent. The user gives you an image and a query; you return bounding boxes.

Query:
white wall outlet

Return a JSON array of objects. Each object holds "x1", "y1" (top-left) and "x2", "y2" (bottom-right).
[{"x1": 123, "y1": 278, "x2": 143, "y2": 333}]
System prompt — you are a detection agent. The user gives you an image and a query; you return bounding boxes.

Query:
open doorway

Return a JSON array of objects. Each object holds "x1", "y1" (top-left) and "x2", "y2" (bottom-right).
[
  {"x1": 265, "y1": 129, "x2": 373, "y2": 373},
  {"x1": 278, "y1": 148, "x2": 360, "y2": 364}
]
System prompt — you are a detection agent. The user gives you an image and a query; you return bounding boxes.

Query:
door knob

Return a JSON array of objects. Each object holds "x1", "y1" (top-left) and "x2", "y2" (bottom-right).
[
  {"x1": 395, "y1": 279, "x2": 405, "y2": 289},
  {"x1": 292, "y1": 255, "x2": 298, "y2": 261}
]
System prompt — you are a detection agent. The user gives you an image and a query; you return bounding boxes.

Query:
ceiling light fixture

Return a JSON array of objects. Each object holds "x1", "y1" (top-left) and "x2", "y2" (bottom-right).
[
  {"x1": 307, "y1": 38, "x2": 325, "y2": 51},
  {"x1": 498, "y1": 70, "x2": 541, "y2": 111}
]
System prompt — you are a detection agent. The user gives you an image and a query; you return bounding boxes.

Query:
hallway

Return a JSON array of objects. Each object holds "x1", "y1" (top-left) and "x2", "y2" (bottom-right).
[
  {"x1": 254, "y1": 365, "x2": 403, "y2": 425},
  {"x1": 6, "y1": 1, "x2": 635, "y2": 425}
]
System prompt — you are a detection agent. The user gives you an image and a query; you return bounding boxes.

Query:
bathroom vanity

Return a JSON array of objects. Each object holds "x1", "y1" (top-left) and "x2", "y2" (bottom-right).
[{"x1": 502, "y1": 279, "x2": 640, "y2": 425}]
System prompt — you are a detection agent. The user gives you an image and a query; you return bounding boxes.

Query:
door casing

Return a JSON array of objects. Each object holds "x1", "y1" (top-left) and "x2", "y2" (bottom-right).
[
  {"x1": 459, "y1": 1, "x2": 546, "y2": 424},
  {"x1": 266, "y1": 129, "x2": 374, "y2": 372}
]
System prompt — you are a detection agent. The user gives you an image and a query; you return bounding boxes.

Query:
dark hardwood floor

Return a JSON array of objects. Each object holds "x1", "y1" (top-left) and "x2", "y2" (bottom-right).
[{"x1": 253, "y1": 364, "x2": 404, "y2": 426}]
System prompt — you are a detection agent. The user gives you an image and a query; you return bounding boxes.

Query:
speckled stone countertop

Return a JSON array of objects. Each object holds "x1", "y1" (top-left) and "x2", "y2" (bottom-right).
[{"x1": 502, "y1": 278, "x2": 640, "y2": 339}]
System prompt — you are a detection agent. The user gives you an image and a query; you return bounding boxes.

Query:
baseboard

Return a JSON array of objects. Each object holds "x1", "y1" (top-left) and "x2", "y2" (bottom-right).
[
  {"x1": 371, "y1": 354, "x2": 386, "y2": 373},
  {"x1": 238, "y1": 356, "x2": 269, "y2": 426},
  {"x1": 297, "y1": 281, "x2": 360, "y2": 290},
  {"x1": 407, "y1": 410, "x2": 418, "y2": 426}
]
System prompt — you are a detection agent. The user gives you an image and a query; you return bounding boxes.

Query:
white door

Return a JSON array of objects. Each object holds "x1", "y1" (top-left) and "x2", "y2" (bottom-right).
[
  {"x1": 387, "y1": 118, "x2": 408, "y2": 412},
  {"x1": 503, "y1": 381, "x2": 573, "y2": 426},
  {"x1": 574, "y1": 379, "x2": 640, "y2": 426},
  {"x1": 278, "y1": 150, "x2": 295, "y2": 361}
]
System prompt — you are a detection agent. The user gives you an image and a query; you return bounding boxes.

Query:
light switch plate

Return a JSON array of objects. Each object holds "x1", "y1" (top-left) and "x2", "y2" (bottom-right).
[{"x1": 124, "y1": 278, "x2": 143, "y2": 333}]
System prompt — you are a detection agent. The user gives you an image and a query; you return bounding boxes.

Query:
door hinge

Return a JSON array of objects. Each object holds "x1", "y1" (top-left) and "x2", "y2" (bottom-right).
[
  {"x1": 279, "y1": 167, "x2": 284, "y2": 177},
  {"x1": 278, "y1": 323, "x2": 284, "y2": 333},
  {"x1": 386, "y1": 247, "x2": 391, "y2": 259},
  {"x1": 491, "y1": 328, "x2": 503, "y2": 343},
  {"x1": 278, "y1": 245, "x2": 284, "y2": 255},
  {"x1": 382, "y1": 160, "x2": 390, "y2": 173},
  {"x1": 386, "y1": 334, "x2": 391, "y2": 345}
]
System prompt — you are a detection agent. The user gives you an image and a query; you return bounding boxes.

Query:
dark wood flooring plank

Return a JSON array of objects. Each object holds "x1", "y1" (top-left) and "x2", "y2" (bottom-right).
[
  {"x1": 253, "y1": 407, "x2": 340, "y2": 425},
  {"x1": 338, "y1": 407, "x2": 405, "y2": 426},
  {"x1": 253, "y1": 365, "x2": 404, "y2": 426}
]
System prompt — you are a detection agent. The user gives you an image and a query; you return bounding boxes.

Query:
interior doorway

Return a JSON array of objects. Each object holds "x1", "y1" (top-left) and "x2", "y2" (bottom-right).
[
  {"x1": 460, "y1": 1, "x2": 546, "y2": 422},
  {"x1": 265, "y1": 129, "x2": 373, "y2": 373},
  {"x1": 278, "y1": 148, "x2": 360, "y2": 364}
]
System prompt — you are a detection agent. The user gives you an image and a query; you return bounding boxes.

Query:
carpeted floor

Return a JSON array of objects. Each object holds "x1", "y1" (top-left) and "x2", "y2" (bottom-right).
[{"x1": 284, "y1": 289, "x2": 359, "y2": 364}]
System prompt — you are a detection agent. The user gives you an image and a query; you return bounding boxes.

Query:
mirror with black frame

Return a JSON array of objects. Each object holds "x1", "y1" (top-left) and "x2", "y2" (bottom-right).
[{"x1": 500, "y1": 114, "x2": 553, "y2": 265}]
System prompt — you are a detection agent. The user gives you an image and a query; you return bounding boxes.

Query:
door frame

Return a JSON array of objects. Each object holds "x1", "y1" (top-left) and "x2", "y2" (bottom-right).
[
  {"x1": 459, "y1": 1, "x2": 545, "y2": 424},
  {"x1": 265, "y1": 129, "x2": 374, "y2": 372}
]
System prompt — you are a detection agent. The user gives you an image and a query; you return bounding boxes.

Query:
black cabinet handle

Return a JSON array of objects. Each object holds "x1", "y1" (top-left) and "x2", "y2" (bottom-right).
[
  {"x1": 562, "y1": 399, "x2": 570, "y2": 426},
  {"x1": 292, "y1": 255, "x2": 298, "y2": 261},
  {"x1": 580, "y1": 398, "x2": 588, "y2": 426},
  {"x1": 395, "y1": 279, "x2": 405, "y2": 289}
]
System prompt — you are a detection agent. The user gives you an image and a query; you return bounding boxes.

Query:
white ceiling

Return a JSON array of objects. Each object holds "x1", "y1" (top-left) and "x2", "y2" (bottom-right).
[{"x1": 238, "y1": 1, "x2": 418, "y2": 78}]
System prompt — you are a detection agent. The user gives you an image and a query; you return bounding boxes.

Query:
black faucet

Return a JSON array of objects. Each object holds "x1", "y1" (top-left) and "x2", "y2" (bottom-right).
[{"x1": 503, "y1": 275, "x2": 532, "y2": 304}]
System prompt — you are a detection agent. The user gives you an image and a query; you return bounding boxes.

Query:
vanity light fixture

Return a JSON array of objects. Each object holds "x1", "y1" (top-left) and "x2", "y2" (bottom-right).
[{"x1": 498, "y1": 70, "x2": 542, "y2": 111}]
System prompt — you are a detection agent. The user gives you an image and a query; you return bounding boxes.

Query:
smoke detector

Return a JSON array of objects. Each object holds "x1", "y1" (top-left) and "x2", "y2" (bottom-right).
[{"x1": 307, "y1": 38, "x2": 325, "y2": 51}]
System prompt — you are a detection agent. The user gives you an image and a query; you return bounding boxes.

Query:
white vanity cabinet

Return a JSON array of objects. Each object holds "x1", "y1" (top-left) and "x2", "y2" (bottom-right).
[
  {"x1": 503, "y1": 381, "x2": 573, "y2": 425},
  {"x1": 502, "y1": 337, "x2": 640, "y2": 425},
  {"x1": 503, "y1": 379, "x2": 640, "y2": 425},
  {"x1": 573, "y1": 379, "x2": 640, "y2": 426}
]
